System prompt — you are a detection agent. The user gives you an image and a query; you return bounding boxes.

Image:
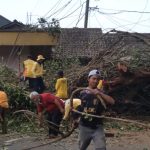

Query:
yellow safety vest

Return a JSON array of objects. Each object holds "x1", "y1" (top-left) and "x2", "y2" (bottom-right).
[{"x1": 23, "y1": 59, "x2": 35, "y2": 78}]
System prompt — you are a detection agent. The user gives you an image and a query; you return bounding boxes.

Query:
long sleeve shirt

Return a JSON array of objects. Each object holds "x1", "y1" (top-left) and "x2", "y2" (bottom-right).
[
  {"x1": 32, "y1": 62, "x2": 44, "y2": 78},
  {"x1": 55, "y1": 77, "x2": 68, "y2": 99}
]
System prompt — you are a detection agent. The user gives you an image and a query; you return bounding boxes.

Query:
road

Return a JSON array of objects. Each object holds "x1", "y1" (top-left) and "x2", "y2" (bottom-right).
[{"x1": 0, "y1": 129, "x2": 150, "y2": 150}]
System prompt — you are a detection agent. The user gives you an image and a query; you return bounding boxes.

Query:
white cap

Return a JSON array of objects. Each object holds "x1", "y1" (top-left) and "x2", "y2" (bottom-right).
[
  {"x1": 88, "y1": 69, "x2": 101, "y2": 77},
  {"x1": 29, "y1": 91, "x2": 39, "y2": 99}
]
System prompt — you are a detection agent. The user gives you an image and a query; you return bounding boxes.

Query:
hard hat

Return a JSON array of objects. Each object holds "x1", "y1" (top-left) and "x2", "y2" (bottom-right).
[{"x1": 37, "y1": 55, "x2": 45, "y2": 61}]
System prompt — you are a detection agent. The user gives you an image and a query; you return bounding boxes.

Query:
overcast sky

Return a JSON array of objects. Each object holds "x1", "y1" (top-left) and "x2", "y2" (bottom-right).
[{"x1": 0, "y1": 0, "x2": 150, "y2": 33}]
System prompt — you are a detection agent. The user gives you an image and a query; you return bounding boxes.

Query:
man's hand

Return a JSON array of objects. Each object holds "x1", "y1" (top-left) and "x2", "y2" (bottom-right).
[
  {"x1": 90, "y1": 88, "x2": 115, "y2": 105},
  {"x1": 38, "y1": 112, "x2": 43, "y2": 127},
  {"x1": 90, "y1": 89, "x2": 101, "y2": 95}
]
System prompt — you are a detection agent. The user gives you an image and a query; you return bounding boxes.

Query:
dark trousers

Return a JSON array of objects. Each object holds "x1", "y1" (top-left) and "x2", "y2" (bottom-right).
[
  {"x1": 34, "y1": 77, "x2": 45, "y2": 93},
  {"x1": 47, "y1": 110, "x2": 63, "y2": 136},
  {"x1": 0, "y1": 107, "x2": 7, "y2": 134},
  {"x1": 25, "y1": 77, "x2": 35, "y2": 90}
]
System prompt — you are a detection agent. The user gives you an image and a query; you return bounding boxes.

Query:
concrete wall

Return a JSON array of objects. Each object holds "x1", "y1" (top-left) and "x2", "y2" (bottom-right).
[{"x1": 0, "y1": 45, "x2": 52, "y2": 72}]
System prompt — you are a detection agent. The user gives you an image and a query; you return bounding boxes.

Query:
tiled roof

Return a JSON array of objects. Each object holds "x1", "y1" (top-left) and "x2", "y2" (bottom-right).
[{"x1": 0, "y1": 15, "x2": 11, "y2": 27}]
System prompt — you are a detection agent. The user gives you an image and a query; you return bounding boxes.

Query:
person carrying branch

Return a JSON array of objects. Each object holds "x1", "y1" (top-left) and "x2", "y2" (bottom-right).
[
  {"x1": 73, "y1": 69, "x2": 115, "y2": 150},
  {"x1": 29, "y1": 91, "x2": 64, "y2": 138}
]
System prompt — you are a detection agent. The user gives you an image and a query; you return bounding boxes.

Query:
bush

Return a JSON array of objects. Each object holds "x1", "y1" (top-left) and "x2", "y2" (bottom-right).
[
  {"x1": 44, "y1": 57, "x2": 79, "y2": 92},
  {"x1": 0, "y1": 65, "x2": 35, "y2": 112}
]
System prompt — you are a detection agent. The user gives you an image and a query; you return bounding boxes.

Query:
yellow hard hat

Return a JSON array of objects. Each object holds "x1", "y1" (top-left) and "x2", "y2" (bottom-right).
[{"x1": 37, "y1": 55, "x2": 45, "y2": 61}]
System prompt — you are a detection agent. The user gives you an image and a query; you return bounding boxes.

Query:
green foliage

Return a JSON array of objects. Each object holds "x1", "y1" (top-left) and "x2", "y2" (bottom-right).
[
  {"x1": 0, "y1": 65, "x2": 17, "y2": 83},
  {"x1": 105, "y1": 121, "x2": 144, "y2": 132},
  {"x1": 44, "y1": 57, "x2": 79, "y2": 92},
  {"x1": 8, "y1": 115, "x2": 45, "y2": 134},
  {"x1": 0, "y1": 65, "x2": 35, "y2": 112},
  {"x1": 0, "y1": 81, "x2": 35, "y2": 112},
  {"x1": 48, "y1": 18, "x2": 61, "y2": 36},
  {"x1": 37, "y1": 17, "x2": 61, "y2": 36}
]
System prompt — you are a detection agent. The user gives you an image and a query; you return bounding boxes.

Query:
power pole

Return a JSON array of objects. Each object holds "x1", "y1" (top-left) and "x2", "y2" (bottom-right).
[{"x1": 84, "y1": 0, "x2": 90, "y2": 28}]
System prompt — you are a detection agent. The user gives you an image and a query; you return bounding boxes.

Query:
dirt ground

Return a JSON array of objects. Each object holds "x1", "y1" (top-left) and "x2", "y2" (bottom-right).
[{"x1": 0, "y1": 129, "x2": 150, "y2": 150}]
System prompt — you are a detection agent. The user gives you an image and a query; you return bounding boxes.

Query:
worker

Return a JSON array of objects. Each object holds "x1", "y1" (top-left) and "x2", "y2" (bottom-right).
[
  {"x1": 23, "y1": 55, "x2": 35, "y2": 89},
  {"x1": 97, "y1": 79, "x2": 105, "y2": 90},
  {"x1": 29, "y1": 91, "x2": 64, "y2": 138},
  {"x1": 55, "y1": 70, "x2": 68, "y2": 100},
  {"x1": 32, "y1": 55, "x2": 46, "y2": 93},
  {"x1": 0, "y1": 90, "x2": 9, "y2": 134},
  {"x1": 73, "y1": 69, "x2": 115, "y2": 150},
  {"x1": 63, "y1": 98, "x2": 81, "y2": 120}
]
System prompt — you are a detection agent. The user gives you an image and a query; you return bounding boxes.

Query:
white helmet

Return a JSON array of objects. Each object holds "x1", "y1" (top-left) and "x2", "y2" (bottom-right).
[
  {"x1": 88, "y1": 69, "x2": 101, "y2": 78},
  {"x1": 29, "y1": 91, "x2": 39, "y2": 99}
]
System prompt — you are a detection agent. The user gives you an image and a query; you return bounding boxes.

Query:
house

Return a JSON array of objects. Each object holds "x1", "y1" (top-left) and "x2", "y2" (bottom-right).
[
  {"x1": 0, "y1": 15, "x2": 58, "y2": 72},
  {"x1": 0, "y1": 15, "x2": 11, "y2": 28}
]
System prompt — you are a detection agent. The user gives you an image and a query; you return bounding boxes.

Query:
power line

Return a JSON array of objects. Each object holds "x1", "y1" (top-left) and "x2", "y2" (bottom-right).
[
  {"x1": 46, "y1": 0, "x2": 73, "y2": 20},
  {"x1": 96, "y1": 5, "x2": 150, "y2": 32},
  {"x1": 100, "y1": 12, "x2": 136, "y2": 32},
  {"x1": 97, "y1": 7, "x2": 150, "y2": 15},
  {"x1": 94, "y1": 12, "x2": 104, "y2": 28},
  {"x1": 58, "y1": 1, "x2": 86, "y2": 21},
  {"x1": 75, "y1": 0, "x2": 84, "y2": 26},
  {"x1": 43, "y1": 0, "x2": 62, "y2": 17},
  {"x1": 75, "y1": 13, "x2": 85, "y2": 27},
  {"x1": 55, "y1": 0, "x2": 79, "y2": 19},
  {"x1": 110, "y1": 15, "x2": 150, "y2": 28},
  {"x1": 129, "y1": 0, "x2": 149, "y2": 31},
  {"x1": 66, "y1": 16, "x2": 81, "y2": 27}
]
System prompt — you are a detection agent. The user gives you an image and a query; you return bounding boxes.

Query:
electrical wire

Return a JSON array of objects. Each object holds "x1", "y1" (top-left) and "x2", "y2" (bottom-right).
[
  {"x1": 54, "y1": 0, "x2": 79, "y2": 18},
  {"x1": 97, "y1": 7, "x2": 150, "y2": 15},
  {"x1": 46, "y1": 0, "x2": 73, "y2": 20},
  {"x1": 43, "y1": 0, "x2": 62, "y2": 17},
  {"x1": 93, "y1": 12, "x2": 104, "y2": 28},
  {"x1": 129, "y1": 0, "x2": 149, "y2": 31},
  {"x1": 58, "y1": 0, "x2": 86, "y2": 21},
  {"x1": 110, "y1": 15, "x2": 150, "y2": 28},
  {"x1": 75, "y1": 13, "x2": 85, "y2": 27},
  {"x1": 96, "y1": 7, "x2": 150, "y2": 32},
  {"x1": 75, "y1": 0, "x2": 85, "y2": 26},
  {"x1": 100, "y1": 12, "x2": 136, "y2": 32}
]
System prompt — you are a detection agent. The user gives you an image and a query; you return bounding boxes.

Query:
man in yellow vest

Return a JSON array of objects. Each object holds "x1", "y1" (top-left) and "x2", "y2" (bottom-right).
[
  {"x1": 63, "y1": 98, "x2": 81, "y2": 120},
  {"x1": 32, "y1": 55, "x2": 45, "y2": 93},
  {"x1": 55, "y1": 70, "x2": 68, "y2": 100},
  {"x1": 23, "y1": 55, "x2": 36, "y2": 89},
  {"x1": 0, "y1": 90, "x2": 9, "y2": 134}
]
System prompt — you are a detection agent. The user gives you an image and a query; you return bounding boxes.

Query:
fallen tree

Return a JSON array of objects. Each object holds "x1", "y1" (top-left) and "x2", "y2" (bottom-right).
[{"x1": 66, "y1": 30, "x2": 150, "y2": 115}]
